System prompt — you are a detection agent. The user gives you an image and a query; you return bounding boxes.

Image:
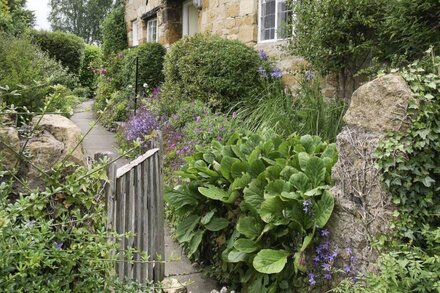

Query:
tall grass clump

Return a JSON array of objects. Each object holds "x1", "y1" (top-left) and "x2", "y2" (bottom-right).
[{"x1": 235, "y1": 76, "x2": 346, "y2": 142}]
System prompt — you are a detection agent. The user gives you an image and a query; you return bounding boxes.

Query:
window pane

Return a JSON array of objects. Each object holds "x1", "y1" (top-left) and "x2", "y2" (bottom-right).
[
  {"x1": 277, "y1": 0, "x2": 292, "y2": 39},
  {"x1": 260, "y1": 0, "x2": 276, "y2": 40}
]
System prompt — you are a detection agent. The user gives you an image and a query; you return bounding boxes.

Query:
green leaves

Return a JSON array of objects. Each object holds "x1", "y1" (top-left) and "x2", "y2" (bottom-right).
[
  {"x1": 169, "y1": 131, "x2": 339, "y2": 290},
  {"x1": 314, "y1": 191, "x2": 335, "y2": 228},
  {"x1": 253, "y1": 249, "x2": 290, "y2": 274}
]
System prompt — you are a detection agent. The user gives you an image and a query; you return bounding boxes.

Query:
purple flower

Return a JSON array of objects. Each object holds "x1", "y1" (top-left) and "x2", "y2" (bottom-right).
[
  {"x1": 258, "y1": 49, "x2": 268, "y2": 60},
  {"x1": 320, "y1": 229, "x2": 330, "y2": 238},
  {"x1": 258, "y1": 66, "x2": 267, "y2": 78},
  {"x1": 322, "y1": 263, "x2": 331, "y2": 271},
  {"x1": 217, "y1": 136, "x2": 223, "y2": 141},
  {"x1": 195, "y1": 116, "x2": 201, "y2": 123},
  {"x1": 346, "y1": 247, "x2": 353, "y2": 256},
  {"x1": 308, "y1": 273, "x2": 316, "y2": 286},
  {"x1": 270, "y1": 68, "x2": 283, "y2": 79},
  {"x1": 305, "y1": 70, "x2": 316, "y2": 81},
  {"x1": 152, "y1": 86, "x2": 161, "y2": 98},
  {"x1": 303, "y1": 200, "x2": 312, "y2": 214},
  {"x1": 344, "y1": 265, "x2": 351, "y2": 273},
  {"x1": 324, "y1": 273, "x2": 332, "y2": 280},
  {"x1": 124, "y1": 107, "x2": 159, "y2": 141},
  {"x1": 101, "y1": 68, "x2": 107, "y2": 75},
  {"x1": 53, "y1": 242, "x2": 63, "y2": 250}
]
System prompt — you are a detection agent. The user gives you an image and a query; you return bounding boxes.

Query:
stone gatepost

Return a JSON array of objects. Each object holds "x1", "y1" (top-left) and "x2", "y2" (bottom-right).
[{"x1": 328, "y1": 74, "x2": 414, "y2": 275}]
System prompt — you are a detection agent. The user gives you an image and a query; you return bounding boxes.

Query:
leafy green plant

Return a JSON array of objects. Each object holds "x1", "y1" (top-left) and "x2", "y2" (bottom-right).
[
  {"x1": 30, "y1": 30, "x2": 85, "y2": 75},
  {"x1": 0, "y1": 33, "x2": 78, "y2": 111},
  {"x1": 121, "y1": 42, "x2": 166, "y2": 91},
  {"x1": 101, "y1": 4, "x2": 127, "y2": 57},
  {"x1": 44, "y1": 84, "x2": 80, "y2": 117},
  {"x1": 79, "y1": 44, "x2": 102, "y2": 95},
  {"x1": 166, "y1": 131, "x2": 337, "y2": 291},
  {"x1": 162, "y1": 34, "x2": 263, "y2": 109}
]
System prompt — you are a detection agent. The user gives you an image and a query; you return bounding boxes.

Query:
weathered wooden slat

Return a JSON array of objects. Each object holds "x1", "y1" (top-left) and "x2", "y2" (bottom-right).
[
  {"x1": 134, "y1": 164, "x2": 142, "y2": 282},
  {"x1": 116, "y1": 175, "x2": 126, "y2": 279},
  {"x1": 140, "y1": 159, "x2": 149, "y2": 282},
  {"x1": 116, "y1": 148, "x2": 159, "y2": 178},
  {"x1": 125, "y1": 169, "x2": 135, "y2": 279},
  {"x1": 155, "y1": 151, "x2": 165, "y2": 281},
  {"x1": 146, "y1": 157, "x2": 155, "y2": 281}
]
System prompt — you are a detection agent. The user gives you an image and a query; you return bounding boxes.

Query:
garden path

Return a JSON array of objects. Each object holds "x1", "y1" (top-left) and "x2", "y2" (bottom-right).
[{"x1": 71, "y1": 100, "x2": 217, "y2": 293}]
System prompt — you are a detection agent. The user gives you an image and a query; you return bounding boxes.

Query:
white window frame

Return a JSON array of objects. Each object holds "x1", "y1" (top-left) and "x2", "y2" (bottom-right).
[
  {"x1": 182, "y1": 0, "x2": 198, "y2": 36},
  {"x1": 146, "y1": 18, "x2": 158, "y2": 42},
  {"x1": 132, "y1": 20, "x2": 139, "y2": 47},
  {"x1": 258, "y1": 0, "x2": 291, "y2": 43}
]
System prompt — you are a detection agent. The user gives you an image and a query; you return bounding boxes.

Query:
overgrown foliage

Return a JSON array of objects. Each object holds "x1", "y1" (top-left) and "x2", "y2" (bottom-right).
[
  {"x1": 376, "y1": 53, "x2": 440, "y2": 247},
  {"x1": 166, "y1": 132, "x2": 337, "y2": 291},
  {"x1": 44, "y1": 84, "x2": 80, "y2": 117},
  {"x1": 31, "y1": 30, "x2": 85, "y2": 75},
  {"x1": 79, "y1": 44, "x2": 102, "y2": 96},
  {"x1": 121, "y1": 42, "x2": 166, "y2": 91},
  {"x1": 235, "y1": 72, "x2": 346, "y2": 142},
  {"x1": 0, "y1": 33, "x2": 77, "y2": 111},
  {"x1": 290, "y1": 0, "x2": 440, "y2": 96},
  {"x1": 162, "y1": 34, "x2": 263, "y2": 109},
  {"x1": 101, "y1": 5, "x2": 127, "y2": 57},
  {"x1": 0, "y1": 0, "x2": 34, "y2": 36}
]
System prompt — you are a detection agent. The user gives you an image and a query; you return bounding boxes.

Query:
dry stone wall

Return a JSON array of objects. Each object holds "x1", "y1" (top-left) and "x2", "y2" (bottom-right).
[{"x1": 328, "y1": 74, "x2": 414, "y2": 275}]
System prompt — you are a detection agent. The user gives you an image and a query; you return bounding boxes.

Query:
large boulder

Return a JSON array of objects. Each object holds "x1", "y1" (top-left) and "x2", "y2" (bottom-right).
[
  {"x1": 343, "y1": 74, "x2": 413, "y2": 132},
  {"x1": 32, "y1": 114, "x2": 86, "y2": 166},
  {"x1": 329, "y1": 74, "x2": 414, "y2": 275},
  {"x1": 0, "y1": 127, "x2": 20, "y2": 174},
  {"x1": 25, "y1": 131, "x2": 64, "y2": 178}
]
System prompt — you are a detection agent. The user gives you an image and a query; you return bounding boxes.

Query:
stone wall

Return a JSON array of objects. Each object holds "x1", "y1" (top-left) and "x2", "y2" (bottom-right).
[{"x1": 328, "y1": 74, "x2": 414, "y2": 276}]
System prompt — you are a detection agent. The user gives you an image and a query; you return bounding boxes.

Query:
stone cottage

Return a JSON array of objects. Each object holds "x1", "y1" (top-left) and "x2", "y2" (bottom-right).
[{"x1": 124, "y1": 0, "x2": 308, "y2": 87}]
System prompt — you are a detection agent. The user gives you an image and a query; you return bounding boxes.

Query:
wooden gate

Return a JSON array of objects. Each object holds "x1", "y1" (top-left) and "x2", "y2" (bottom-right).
[{"x1": 97, "y1": 147, "x2": 165, "y2": 284}]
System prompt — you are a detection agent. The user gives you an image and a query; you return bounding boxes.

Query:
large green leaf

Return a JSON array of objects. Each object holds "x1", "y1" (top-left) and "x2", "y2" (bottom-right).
[
  {"x1": 314, "y1": 191, "x2": 335, "y2": 228},
  {"x1": 298, "y1": 152, "x2": 310, "y2": 171},
  {"x1": 176, "y1": 215, "x2": 200, "y2": 243},
  {"x1": 201, "y1": 210, "x2": 215, "y2": 225},
  {"x1": 230, "y1": 173, "x2": 252, "y2": 191},
  {"x1": 198, "y1": 185, "x2": 229, "y2": 202},
  {"x1": 305, "y1": 157, "x2": 326, "y2": 188},
  {"x1": 220, "y1": 156, "x2": 240, "y2": 181},
  {"x1": 259, "y1": 196, "x2": 289, "y2": 225},
  {"x1": 289, "y1": 172, "x2": 311, "y2": 193},
  {"x1": 237, "y1": 216, "x2": 263, "y2": 239},
  {"x1": 231, "y1": 161, "x2": 248, "y2": 179},
  {"x1": 249, "y1": 159, "x2": 266, "y2": 177},
  {"x1": 227, "y1": 249, "x2": 247, "y2": 263},
  {"x1": 253, "y1": 249, "x2": 290, "y2": 274},
  {"x1": 164, "y1": 190, "x2": 198, "y2": 211},
  {"x1": 188, "y1": 230, "x2": 204, "y2": 256},
  {"x1": 264, "y1": 179, "x2": 291, "y2": 197},
  {"x1": 204, "y1": 217, "x2": 229, "y2": 231},
  {"x1": 234, "y1": 238, "x2": 258, "y2": 253}
]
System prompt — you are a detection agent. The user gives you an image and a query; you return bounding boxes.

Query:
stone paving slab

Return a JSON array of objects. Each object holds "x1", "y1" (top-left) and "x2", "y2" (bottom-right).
[{"x1": 71, "y1": 101, "x2": 217, "y2": 293}]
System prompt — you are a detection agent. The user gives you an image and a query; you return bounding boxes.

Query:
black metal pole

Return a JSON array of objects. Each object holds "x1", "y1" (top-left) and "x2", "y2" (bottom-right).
[{"x1": 134, "y1": 56, "x2": 139, "y2": 115}]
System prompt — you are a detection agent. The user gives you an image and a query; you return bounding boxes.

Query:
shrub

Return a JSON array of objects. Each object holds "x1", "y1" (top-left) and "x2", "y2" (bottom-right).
[
  {"x1": 101, "y1": 5, "x2": 127, "y2": 57},
  {"x1": 0, "y1": 33, "x2": 77, "y2": 111},
  {"x1": 166, "y1": 132, "x2": 337, "y2": 291},
  {"x1": 0, "y1": 0, "x2": 34, "y2": 36},
  {"x1": 31, "y1": 30, "x2": 85, "y2": 75},
  {"x1": 162, "y1": 34, "x2": 263, "y2": 108},
  {"x1": 79, "y1": 44, "x2": 102, "y2": 95},
  {"x1": 44, "y1": 84, "x2": 80, "y2": 117},
  {"x1": 122, "y1": 42, "x2": 166, "y2": 91}
]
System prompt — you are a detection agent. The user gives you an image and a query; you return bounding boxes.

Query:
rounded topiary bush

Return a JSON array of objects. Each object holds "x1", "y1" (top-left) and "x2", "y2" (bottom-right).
[
  {"x1": 162, "y1": 34, "x2": 262, "y2": 108},
  {"x1": 30, "y1": 30, "x2": 85, "y2": 75},
  {"x1": 79, "y1": 44, "x2": 102, "y2": 94},
  {"x1": 122, "y1": 42, "x2": 166, "y2": 91}
]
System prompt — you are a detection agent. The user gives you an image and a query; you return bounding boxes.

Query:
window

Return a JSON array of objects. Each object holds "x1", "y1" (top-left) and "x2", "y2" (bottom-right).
[
  {"x1": 147, "y1": 18, "x2": 158, "y2": 42},
  {"x1": 132, "y1": 20, "x2": 139, "y2": 46},
  {"x1": 182, "y1": 0, "x2": 199, "y2": 36},
  {"x1": 259, "y1": 0, "x2": 291, "y2": 42}
]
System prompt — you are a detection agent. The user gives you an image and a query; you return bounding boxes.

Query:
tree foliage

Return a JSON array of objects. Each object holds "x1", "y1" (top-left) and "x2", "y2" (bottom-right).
[
  {"x1": 101, "y1": 4, "x2": 127, "y2": 57},
  {"x1": 0, "y1": 0, "x2": 34, "y2": 36},
  {"x1": 48, "y1": 0, "x2": 112, "y2": 43}
]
